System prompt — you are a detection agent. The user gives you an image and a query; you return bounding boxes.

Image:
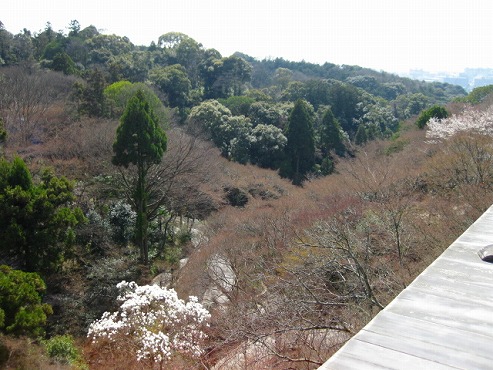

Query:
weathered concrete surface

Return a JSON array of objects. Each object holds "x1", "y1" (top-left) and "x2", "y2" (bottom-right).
[{"x1": 319, "y1": 204, "x2": 493, "y2": 369}]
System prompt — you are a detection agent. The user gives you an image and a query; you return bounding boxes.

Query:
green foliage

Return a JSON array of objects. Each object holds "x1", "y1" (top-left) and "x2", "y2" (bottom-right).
[
  {"x1": 354, "y1": 124, "x2": 368, "y2": 145},
  {"x1": 85, "y1": 34, "x2": 134, "y2": 65},
  {"x1": 355, "y1": 98, "x2": 399, "y2": 138},
  {"x1": 112, "y1": 90, "x2": 167, "y2": 265},
  {"x1": 273, "y1": 67, "x2": 293, "y2": 90},
  {"x1": 103, "y1": 80, "x2": 132, "y2": 110},
  {"x1": 227, "y1": 116, "x2": 254, "y2": 164},
  {"x1": 0, "y1": 265, "x2": 52, "y2": 337},
  {"x1": 384, "y1": 139, "x2": 409, "y2": 156},
  {"x1": 42, "y1": 39, "x2": 64, "y2": 61},
  {"x1": 43, "y1": 335, "x2": 83, "y2": 366},
  {"x1": 51, "y1": 52, "x2": 77, "y2": 75},
  {"x1": 225, "y1": 187, "x2": 249, "y2": 207},
  {"x1": 248, "y1": 101, "x2": 291, "y2": 128},
  {"x1": 163, "y1": 245, "x2": 182, "y2": 267},
  {"x1": 6, "y1": 156, "x2": 32, "y2": 189},
  {"x1": 158, "y1": 32, "x2": 191, "y2": 49},
  {"x1": 149, "y1": 64, "x2": 192, "y2": 111},
  {"x1": 281, "y1": 81, "x2": 306, "y2": 102},
  {"x1": 320, "y1": 107, "x2": 345, "y2": 156},
  {"x1": 104, "y1": 81, "x2": 168, "y2": 123},
  {"x1": 76, "y1": 68, "x2": 107, "y2": 117},
  {"x1": 0, "y1": 158, "x2": 85, "y2": 272},
  {"x1": 190, "y1": 100, "x2": 288, "y2": 167},
  {"x1": 460, "y1": 84, "x2": 493, "y2": 105},
  {"x1": 108, "y1": 200, "x2": 136, "y2": 245},
  {"x1": 416, "y1": 105, "x2": 448, "y2": 129},
  {"x1": 249, "y1": 124, "x2": 287, "y2": 169},
  {"x1": 106, "y1": 51, "x2": 149, "y2": 82},
  {"x1": 320, "y1": 157, "x2": 335, "y2": 175},
  {"x1": 219, "y1": 95, "x2": 256, "y2": 116},
  {"x1": 188, "y1": 100, "x2": 234, "y2": 154},
  {"x1": 393, "y1": 93, "x2": 430, "y2": 120},
  {"x1": 112, "y1": 90, "x2": 167, "y2": 169},
  {"x1": 329, "y1": 82, "x2": 364, "y2": 136},
  {"x1": 303, "y1": 79, "x2": 332, "y2": 109},
  {"x1": 245, "y1": 89, "x2": 272, "y2": 102},
  {"x1": 202, "y1": 55, "x2": 252, "y2": 99},
  {"x1": 281, "y1": 99, "x2": 316, "y2": 185}
]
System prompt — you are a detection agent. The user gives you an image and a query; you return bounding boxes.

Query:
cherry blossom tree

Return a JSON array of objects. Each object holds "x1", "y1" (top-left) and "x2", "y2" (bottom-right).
[{"x1": 426, "y1": 106, "x2": 493, "y2": 142}]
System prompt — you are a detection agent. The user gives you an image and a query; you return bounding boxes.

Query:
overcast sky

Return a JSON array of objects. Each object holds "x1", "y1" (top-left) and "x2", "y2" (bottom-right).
[{"x1": 3, "y1": 0, "x2": 492, "y2": 74}]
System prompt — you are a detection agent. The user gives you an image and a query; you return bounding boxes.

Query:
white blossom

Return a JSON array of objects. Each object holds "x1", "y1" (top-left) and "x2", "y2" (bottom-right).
[
  {"x1": 426, "y1": 106, "x2": 493, "y2": 142},
  {"x1": 88, "y1": 281, "x2": 210, "y2": 364}
]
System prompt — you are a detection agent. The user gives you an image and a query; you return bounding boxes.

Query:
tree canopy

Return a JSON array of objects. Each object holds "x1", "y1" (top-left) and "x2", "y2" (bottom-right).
[
  {"x1": 320, "y1": 107, "x2": 345, "y2": 157},
  {"x1": 281, "y1": 99, "x2": 315, "y2": 185},
  {"x1": 112, "y1": 90, "x2": 167, "y2": 169},
  {"x1": 112, "y1": 90, "x2": 167, "y2": 265},
  {"x1": 415, "y1": 105, "x2": 449, "y2": 129},
  {"x1": 0, "y1": 265, "x2": 52, "y2": 337},
  {"x1": 0, "y1": 157, "x2": 85, "y2": 273}
]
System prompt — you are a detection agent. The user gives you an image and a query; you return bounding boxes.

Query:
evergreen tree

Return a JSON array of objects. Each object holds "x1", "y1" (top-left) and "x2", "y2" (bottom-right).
[
  {"x1": 51, "y1": 52, "x2": 77, "y2": 75},
  {"x1": 112, "y1": 90, "x2": 167, "y2": 265},
  {"x1": 78, "y1": 68, "x2": 107, "y2": 117},
  {"x1": 0, "y1": 158, "x2": 84, "y2": 273},
  {"x1": 415, "y1": 105, "x2": 448, "y2": 129},
  {"x1": 320, "y1": 108, "x2": 345, "y2": 156},
  {"x1": 354, "y1": 124, "x2": 368, "y2": 145},
  {"x1": 0, "y1": 265, "x2": 52, "y2": 337},
  {"x1": 281, "y1": 99, "x2": 315, "y2": 185}
]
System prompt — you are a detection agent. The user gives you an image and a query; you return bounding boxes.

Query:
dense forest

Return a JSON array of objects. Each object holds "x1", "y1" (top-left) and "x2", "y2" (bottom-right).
[{"x1": 1, "y1": 20, "x2": 493, "y2": 369}]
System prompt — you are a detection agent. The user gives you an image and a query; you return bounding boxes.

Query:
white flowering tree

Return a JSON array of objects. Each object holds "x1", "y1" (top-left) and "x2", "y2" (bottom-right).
[
  {"x1": 88, "y1": 281, "x2": 210, "y2": 368},
  {"x1": 426, "y1": 106, "x2": 493, "y2": 142},
  {"x1": 425, "y1": 105, "x2": 493, "y2": 190}
]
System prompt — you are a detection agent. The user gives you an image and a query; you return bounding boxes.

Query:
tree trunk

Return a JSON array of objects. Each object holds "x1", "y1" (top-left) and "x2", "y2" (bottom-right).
[{"x1": 136, "y1": 164, "x2": 149, "y2": 264}]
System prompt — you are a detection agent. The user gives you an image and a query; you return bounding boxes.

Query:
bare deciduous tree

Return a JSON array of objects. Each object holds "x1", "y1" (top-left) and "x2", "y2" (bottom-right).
[
  {"x1": 115, "y1": 127, "x2": 219, "y2": 255},
  {"x1": 0, "y1": 64, "x2": 74, "y2": 145}
]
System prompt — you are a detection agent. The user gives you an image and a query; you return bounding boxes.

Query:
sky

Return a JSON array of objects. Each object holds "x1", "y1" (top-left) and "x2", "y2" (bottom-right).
[{"x1": 2, "y1": 0, "x2": 493, "y2": 74}]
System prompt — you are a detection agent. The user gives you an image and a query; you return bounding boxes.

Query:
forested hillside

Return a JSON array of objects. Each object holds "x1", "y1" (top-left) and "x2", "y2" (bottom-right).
[{"x1": 1, "y1": 20, "x2": 492, "y2": 369}]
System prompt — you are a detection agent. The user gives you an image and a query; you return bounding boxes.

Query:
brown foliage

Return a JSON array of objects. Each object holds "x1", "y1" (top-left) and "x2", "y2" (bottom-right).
[
  {"x1": 0, "y1": 64, "x2": 76, "y2": 146},
  {"x1": 178, "y1": 117, "x2": 493, "y2": 368},
  {"x1": 0, "y1": 336, "x2": 71, "y2": 370}
]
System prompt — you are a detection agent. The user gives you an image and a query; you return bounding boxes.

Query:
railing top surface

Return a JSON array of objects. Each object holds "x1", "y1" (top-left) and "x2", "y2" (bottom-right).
[{"x1": 319, "y1": 205, "x2": 493, "y2": 369}]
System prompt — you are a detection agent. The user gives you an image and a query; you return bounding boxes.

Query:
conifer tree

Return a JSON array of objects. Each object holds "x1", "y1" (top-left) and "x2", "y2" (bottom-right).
[
  {"x1": 281, "y1": 99, "x2": 315, "y2": 185},
  {"x1": 354, "y1": 124, "x2": 368, "y2": 145},
  {"x1": 320, "y1": 107, "x2": 345, "y2": 156},
  {"x1": 112, "y1": 90, "x2": 167, "y2": 265}
]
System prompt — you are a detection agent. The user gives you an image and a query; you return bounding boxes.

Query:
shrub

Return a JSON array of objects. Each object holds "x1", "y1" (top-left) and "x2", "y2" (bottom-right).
[
  {"x1": 415, "y1": 105, "x2": 448, "y2": 129},
  {"x1": 87, "y1": 281, "x2": 210, "y2": 366},
  {"x1": 44, "y1": 334, "x2": 82, "y2": 366},
  {"x1": 224, "y1": 186, "x2": 249, "y2": 207},
  {"x1": 108, "y1": 200, "x2": 136, "y2": 245},
  {"x1": 0, "y1": 265, "x2": 53, "y2": 337}
]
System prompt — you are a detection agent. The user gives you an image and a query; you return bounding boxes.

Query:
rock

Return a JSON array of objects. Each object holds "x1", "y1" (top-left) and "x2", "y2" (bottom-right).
[
  {"x1": 202, "y1": 254, "x2": 237, "y2": 308},
  {"x1": 151, "y1": 272, "x2": 173, "y2": 288}
]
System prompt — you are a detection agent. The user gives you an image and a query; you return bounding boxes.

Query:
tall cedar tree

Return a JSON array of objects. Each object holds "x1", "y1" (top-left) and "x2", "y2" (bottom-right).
[
  {"x1": 320, "y1": 108, "x2": 345, "y2": 157},
  {"x1": 112, "y1": 90, "x2": 167, "y2": 265},
  {"x1": 281, "y1": 99, "x2": 315, "y2": 185}
]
